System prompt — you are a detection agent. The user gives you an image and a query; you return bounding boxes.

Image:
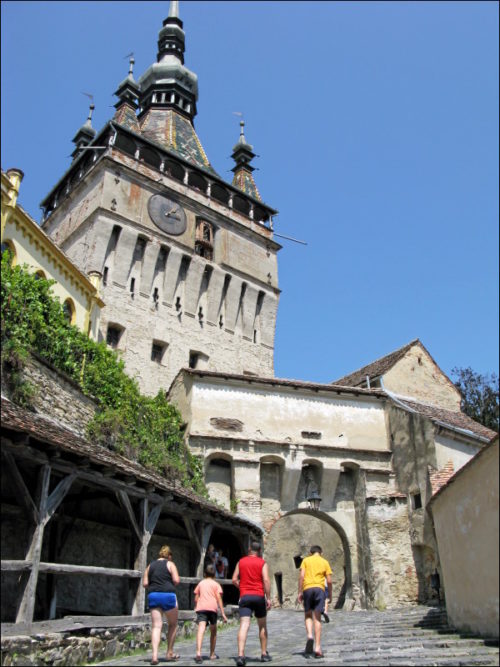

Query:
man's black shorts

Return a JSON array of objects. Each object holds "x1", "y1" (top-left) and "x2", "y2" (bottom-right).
[
  {"x1": 303, "y1": 587, "x2": 325, "y2": 613},
  {"x1": 196, "y1": 610, "x2": 218, "y2": 626},
  {"x1": 239, "y1": 595, "x2": 267, "y2": 618}
]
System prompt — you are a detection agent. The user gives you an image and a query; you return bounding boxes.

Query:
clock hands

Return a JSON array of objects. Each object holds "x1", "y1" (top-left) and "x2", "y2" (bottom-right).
[{"x1": 163, "y1": 204, "x2": 181, "y2": 221}]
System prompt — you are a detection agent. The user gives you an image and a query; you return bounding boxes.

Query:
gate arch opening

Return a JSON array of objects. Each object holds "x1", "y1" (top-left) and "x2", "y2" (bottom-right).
[{"x1": 264, "y1": 509, "x2": 352, "y2": 609}]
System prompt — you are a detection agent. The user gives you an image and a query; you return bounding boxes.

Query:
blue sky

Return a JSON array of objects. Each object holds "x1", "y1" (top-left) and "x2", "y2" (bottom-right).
[{"x1": 1, "y1": 1, "x2": 498, "y2": 384}]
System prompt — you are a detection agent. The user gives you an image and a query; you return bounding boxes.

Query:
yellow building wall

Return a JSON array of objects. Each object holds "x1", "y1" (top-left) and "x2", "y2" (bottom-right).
[{"x1": 1, "y1": 169, "x2": 103, "y2": 337}]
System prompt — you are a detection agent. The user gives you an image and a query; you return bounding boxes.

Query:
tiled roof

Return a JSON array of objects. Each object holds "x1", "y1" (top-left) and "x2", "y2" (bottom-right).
[
  {"x1": 332, "y1": 339, "x2": 421, "y2": 386},
  {"x1": 428, "y1": 436, "x2": 498, "y2": 506},
  {"x1": 396, "y1": 397, "x2": 497, "y2": 442},
  {"x1": 232, "y1": 169, "x2": 262, "y2": 201},
  {"x1": 113, "y1": 103, "x2": 140, "y2": 133},
  {"x1": 139, "y1": 109, "x2": 218, "y2": 175},
  {"x1": 0, "y1": 397, "x2": 259, "y2": 531},
  {"x1": 428, "y1": 460, "x2": 455, "y2": 496},
  {"x1": 174, "y1": 368, "x2": 388, "y2": 399}
]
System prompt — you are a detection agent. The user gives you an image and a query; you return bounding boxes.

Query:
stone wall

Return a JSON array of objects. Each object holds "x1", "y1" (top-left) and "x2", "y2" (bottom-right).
[
  {"x1": 0, "y1": 619, "x2": 203, "y2": 666},
  {"x1": 9, "y1": 354, "x2": 97, "y2": 437},
  {"x1": 264, "y1": 513, "x2": 345, "y2": 608}
]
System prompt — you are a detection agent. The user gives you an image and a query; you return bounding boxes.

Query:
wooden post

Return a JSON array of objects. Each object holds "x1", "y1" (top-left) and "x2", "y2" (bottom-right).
[
  {"x1": 131, "y1": 500, "x2": 162, "y2": 616},
  {"x1": 196, "y1": 523, "x2": 214, "y2": 578},
  {"x1": 16, "y1": 466, "x2": 77, "y2": 624}
]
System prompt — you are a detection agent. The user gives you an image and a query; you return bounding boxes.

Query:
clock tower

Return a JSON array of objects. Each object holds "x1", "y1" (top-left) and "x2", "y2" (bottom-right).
[{"x1": 41, "y1": 2, "x2": 281, "y2": 395}]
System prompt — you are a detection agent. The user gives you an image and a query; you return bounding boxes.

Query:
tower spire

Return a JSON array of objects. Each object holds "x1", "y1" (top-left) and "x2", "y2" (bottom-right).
[
  {"x1": 137, "y1": 1, "x2": 198, "y2": 121},
  {"x1": 168, "y1": 1, "x2": 179, "y2": 18},
  {"x1": 157, "y1": 0, "x2": 185, "y2": 64}
]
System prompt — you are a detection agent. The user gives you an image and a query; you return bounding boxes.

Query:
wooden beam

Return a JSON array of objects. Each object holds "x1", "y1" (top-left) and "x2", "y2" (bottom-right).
[
  {"x1": 2, "y1": 450, "x2": 39, "y2": 524},
  {"x1": 116, "y1": 490, "x2": 142, "y2": 542},
  {"x1": 1, "y1": 560, "x2": 33, "y2": 571},
  {"x1": 1, "y1": 561, "x2": 233, "y2": 585},
  {"x1": 45, "y1": 473, "x2": 77, "y2": 521},
  {"x1": 37, "y1": 562, "x2": 142, "y2": 577},
  {"x1": 16, "y1": 464, "x2": 51, "y2": 624}
]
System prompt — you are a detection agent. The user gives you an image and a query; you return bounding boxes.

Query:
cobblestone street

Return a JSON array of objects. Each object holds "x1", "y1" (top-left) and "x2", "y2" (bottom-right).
[{"x1": 94, "y1": 606, "x2": 499, "y2": 667}]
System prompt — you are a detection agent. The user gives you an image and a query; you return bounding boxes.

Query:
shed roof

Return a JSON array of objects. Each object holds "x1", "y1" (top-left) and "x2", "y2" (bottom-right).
[{"x1": 0, "y1": 397, "x2": 260, "y2": 532}]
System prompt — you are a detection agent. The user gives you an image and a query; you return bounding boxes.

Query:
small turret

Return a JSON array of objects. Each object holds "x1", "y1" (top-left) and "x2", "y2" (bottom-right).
[
  {"x1": 113, "y1": 55, "x2": 140, "y2": 110},
  {"x1": 231, "y1": 121, "x2": 262, "y2": 201},
  {"x1": 71, "y1": 103, "x2": 96, "y2": 160}
]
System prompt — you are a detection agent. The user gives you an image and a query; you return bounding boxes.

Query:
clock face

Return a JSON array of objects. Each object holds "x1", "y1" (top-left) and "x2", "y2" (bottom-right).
[{"x1": 148, "y1": 194, "x2": 187, "y2": 236}]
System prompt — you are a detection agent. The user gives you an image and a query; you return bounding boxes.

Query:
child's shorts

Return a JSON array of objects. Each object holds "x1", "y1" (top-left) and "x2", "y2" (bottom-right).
[{"x1": 196, "y1": 610, "x2": 218, "y2": 626}]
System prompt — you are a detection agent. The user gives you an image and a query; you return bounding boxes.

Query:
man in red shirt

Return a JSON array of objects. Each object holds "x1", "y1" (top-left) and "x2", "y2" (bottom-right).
[{"x1": 232, "y1": 541, "x2": 272, "y2": 666}]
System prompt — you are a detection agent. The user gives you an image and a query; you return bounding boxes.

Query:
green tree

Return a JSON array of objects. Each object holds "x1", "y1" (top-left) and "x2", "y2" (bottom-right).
[{"x1": 452, "y1": 366, "x2": 499, "y2": 432}]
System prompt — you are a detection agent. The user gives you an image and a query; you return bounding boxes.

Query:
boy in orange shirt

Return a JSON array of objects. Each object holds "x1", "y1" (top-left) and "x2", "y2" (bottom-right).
[{"x1": 194, "y1": 564, "x2": 228, "y2": 662}]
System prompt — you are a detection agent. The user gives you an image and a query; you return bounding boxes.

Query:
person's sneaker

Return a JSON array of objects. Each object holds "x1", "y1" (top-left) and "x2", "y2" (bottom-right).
[
  {"x1": 261, "y1": 652, "x2": 272, "y2": 662},
  {"x1": 322, "y1": 612, "x2": 330, "y2": 623},
  {"x1": 236, "y1": 657, "x2": 246, "y2": 667}
]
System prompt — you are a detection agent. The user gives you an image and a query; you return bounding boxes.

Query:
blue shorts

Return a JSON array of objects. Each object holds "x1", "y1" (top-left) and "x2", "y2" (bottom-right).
[
  {"x1": 148, "y1": 592, "x2": 177, "y2": 611},
  {"x1": 303, "y1": 587, "x2": 325, "y2": 613}
]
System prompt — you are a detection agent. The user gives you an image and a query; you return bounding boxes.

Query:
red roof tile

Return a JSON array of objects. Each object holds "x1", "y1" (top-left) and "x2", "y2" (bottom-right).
[{"x1": 428, "y1": 460, "x2": 455, "y2": 496}]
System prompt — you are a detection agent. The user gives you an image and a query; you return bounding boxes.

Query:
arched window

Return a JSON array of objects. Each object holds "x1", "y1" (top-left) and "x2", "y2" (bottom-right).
[
  {"x1": 34, "y1": 269, "x2": 46, "y2": 280},
  {"x1": 1, "y1": 240, "x2": 16, "y2": 265},
  {"x1": 62, "y1": 298, "x2": 76, "y2": 325},
  {"x1": 195, "y1": 219, "x2": 214, "y2": 260}
]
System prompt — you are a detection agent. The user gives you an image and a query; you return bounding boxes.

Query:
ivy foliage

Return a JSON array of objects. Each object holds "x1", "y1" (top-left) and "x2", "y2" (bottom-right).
[{"x1": 1, "y1": 251, "x2": 207, "y2": 495}]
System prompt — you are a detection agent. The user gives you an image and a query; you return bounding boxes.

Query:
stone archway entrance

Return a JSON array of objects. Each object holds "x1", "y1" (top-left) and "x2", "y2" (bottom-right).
[{"x1": 264, "y1": 510, "x2": 352, "y2": 609}]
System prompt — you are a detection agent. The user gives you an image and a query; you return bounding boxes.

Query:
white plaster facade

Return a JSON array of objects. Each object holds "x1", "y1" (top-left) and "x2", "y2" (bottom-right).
[{"x1": 430, "y1": 439, "x2": 499, "y2": 638}]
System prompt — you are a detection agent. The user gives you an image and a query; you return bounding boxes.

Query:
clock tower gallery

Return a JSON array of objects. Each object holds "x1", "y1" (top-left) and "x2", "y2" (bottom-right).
[{"x1": 41, "y1": 2, "x2": 281, "y2": 395}]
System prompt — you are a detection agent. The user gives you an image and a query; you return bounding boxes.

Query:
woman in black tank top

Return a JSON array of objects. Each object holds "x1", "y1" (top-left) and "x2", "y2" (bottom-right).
[{"x1": 143, "y1": 545, "x2": 180, "y2": 663}]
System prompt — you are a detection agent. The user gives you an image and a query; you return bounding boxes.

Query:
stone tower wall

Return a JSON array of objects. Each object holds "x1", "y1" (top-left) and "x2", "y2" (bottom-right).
[{"x1": 43, "y1": 157, "x2": 280, "y2": 394}]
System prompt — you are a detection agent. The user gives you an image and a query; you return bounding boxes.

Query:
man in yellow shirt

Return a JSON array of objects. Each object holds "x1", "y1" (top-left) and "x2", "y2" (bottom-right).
[{"x1": 297, "y1": 545, "x2": 333, "y2": 658}]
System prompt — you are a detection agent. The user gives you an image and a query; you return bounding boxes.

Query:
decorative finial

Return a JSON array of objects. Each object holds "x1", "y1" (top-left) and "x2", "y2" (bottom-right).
[
  {"x1": 238, "y1": 119, "x2": 250, "y2": 146},
  {"x1": 168, "y1": 0, "x2": 179, "y2": 18},
  {"x1": 86, "y1": 103, "x2": 95, "y2": 126},
  {"x1": 124, "y1": 52, "x2": 135, "y2": 78}
]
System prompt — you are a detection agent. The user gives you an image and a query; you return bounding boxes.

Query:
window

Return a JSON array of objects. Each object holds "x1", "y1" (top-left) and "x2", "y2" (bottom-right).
[
  {"x1": 411, "y1": 493, "x2": 422, "y2": 510},
  {"x1": 133, "y1": 237, "x2": 147, "y2": 262},
  {"x1": 106, "y1": 324, "x2": 123, "y2": 349},
  {"x1": 62, "y1": 299, "x2": 75, "y2": 325},
  {"x1": 130, "y1": 277, "x2": 135, "y2": 296},
  {"x1": 151, "y1": 341, "x2": 166, "y2": 364},
  {"x1": 189, "y1": 352, "x2": 199, "y2": 369},
  {"x1": 34, "y1": 270, "x2": 46, "y2": 280},
  {"x1": 195, "y1": 219, "x2": 214, "y2": 260},
  {"x1": 1, "y1": 240, "x2": 16, "y2": 264},
  {"x1": 102, "y1": 266, "x2": 109, "y2": 286}
]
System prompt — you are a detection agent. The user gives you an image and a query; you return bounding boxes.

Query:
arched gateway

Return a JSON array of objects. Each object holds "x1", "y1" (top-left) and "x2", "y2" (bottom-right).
[{"x1": 264, "y1": 509, "x2": 352, "y2": 609}]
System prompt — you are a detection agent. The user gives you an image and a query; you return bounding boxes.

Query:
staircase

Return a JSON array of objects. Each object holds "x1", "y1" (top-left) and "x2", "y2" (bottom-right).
[{"x1": 318, "y1": 605, "x2": 499, "y2": 666}]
